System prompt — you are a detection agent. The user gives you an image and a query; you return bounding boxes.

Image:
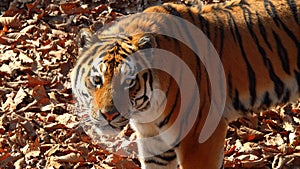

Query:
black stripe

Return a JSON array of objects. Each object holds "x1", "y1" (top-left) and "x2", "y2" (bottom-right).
[
  {"x1": 206, "y1": 70, "x2": 212, "y2": 103},
  {"x1": 119, "y1": 53, "x2": 129, "y2": 59},
  {"x1": 264, "y1": 0, "x2": 280, "y2": 27},
  {"x1": 172, "y1": 72, "x2": 202, "y2": 147},
  {"x1": 192, "y1": 91, "x2": 206, "y2": 135},
  {"x1": 91, "y1": 66, "x2": 98, "y2": 73},
  {"x1": 180, "y1": 12, "x2": 202, "y2": 85},
  {"x1": 243, "y1": 8, "x2": 285, "y2": 100},
  {"x1": 228, "y1": 72, "x2": 233, "y2": 99},
  {"x1": 261, "y1": 92, "x2": 272, "y2": 108},
  {"x1": 133, "y1": 76, "x2": 141, "y2": 96},
  {"x1": 225, "y1": 10, "x2": 238, "y2": 43},
  {"x1": 144, "y1": 159, "x2": 167, "y2": 166},
  {"x1": 83, "y1": 44, "x2": 108, "y2": 65},
  {"x1": 265, "y1": 0, "x2": 300, "y2": 69},
  {"x1": 143, "y1": 148, "x2": 176, "y2": 166},
  {"x1": 224, "y1": 0, "x2": 249, "y2": 10},
  {"x1": 74, "y1": 66, "x2": 84, "y2": 88},
  {"x1": 170, "y1": 11, "x2": 202, "y2": 92},
  {"x1": 249, "y1": 20, "x2": 285, "y2": 99},
  {"x1": 282, "y1": 89, "x2": 291, "y2": 103},
  {"x1": 142, "y1": 72, "x2": 149, "y2": 95},
  {"x1": 287, "y1": 0, "x2": 299, "y2": 24},
  {"x1": 157, "y1": 87, "x2": 180, "y2": 128},
  {"x1": 135, "y1": 72, "x2": 151, "y2": 110},
  {"x1": 187, "y1": 7, "x2": 196, "y2": 24},
  {"x1": 197, "y1": 14, "x2": 211, "y2": 39},
  {"x1": 233, "y1": 89, "x2": 246, "y2": 111},
  {"x1": 120, "y1": 46, "x2": 133, "y2": 56},
  {"x1": 256, "y1": 12, "x2": 273, "y2": 51},
  {"x1": 197, "y1": 14, "x2": 205, "y2": 34},
  {"x1": 148, "y1": 70, "x2": 153, "y2": 90},
  {"x1": 221, "y1": 0, "x2": 249, "y2": 43},
  {"x1": 273, "y1": 31, "x2": 291, "y2": 75},
  {"x1": 156, "y1": 38, "x2": 183, "y2": 128},
  {"x1": 80, "y1": 91, "x2": 89, "y2": 99},
  {"x1": 162, "y1": 4, "x2": 181, "y2": 17},
  {"x1": 155, "y1": 150, "x2": 177, "y2": 162},
  {"x1": 228, "y1": 9, "x2": 256, "y2": 106},
  {"x1": 214, "y1": 13, "x2": 225, "y2": 59},
  {"x1": 135, "y1": 96, "x2": 150, "y2": 110},
  {"x1": 265, "y1": 58, "x2": 285, "y2": 99},
  {"x1": 155, "y1": 39, "x2": 180, "y2": 127}
]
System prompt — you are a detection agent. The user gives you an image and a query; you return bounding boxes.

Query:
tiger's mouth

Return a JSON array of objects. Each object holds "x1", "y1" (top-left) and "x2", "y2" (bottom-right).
[{"x1": 89, "y1": 109, "x2": 130, "y2": 134}]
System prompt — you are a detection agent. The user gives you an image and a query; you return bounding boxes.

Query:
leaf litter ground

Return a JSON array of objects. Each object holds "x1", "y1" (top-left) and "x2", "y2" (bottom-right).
[{"x1": 0, "y1": 0, "x2": 300, "y2": 169}]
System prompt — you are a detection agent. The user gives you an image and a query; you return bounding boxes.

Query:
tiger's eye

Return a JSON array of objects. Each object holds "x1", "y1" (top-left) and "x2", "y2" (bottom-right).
[
  {"x1": 125, "y1": 79, "x2": 131, "y2": 85},
  {"x1": 93, "y1": 76, "x2": 102, "y2": 85},
  {"x1": 123, "y1": 78, "x2": 135, "y2": 89}
]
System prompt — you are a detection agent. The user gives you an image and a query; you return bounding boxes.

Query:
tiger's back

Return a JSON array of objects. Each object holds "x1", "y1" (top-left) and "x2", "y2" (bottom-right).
[{"x1": 71, "y1": 0, "x2": 300, "y2": 168}]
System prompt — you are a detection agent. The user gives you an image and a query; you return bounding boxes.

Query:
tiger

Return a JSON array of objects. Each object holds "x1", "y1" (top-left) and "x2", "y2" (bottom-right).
[{"x1": 71, "y1": 0, "x2": 300, "y2": 168}]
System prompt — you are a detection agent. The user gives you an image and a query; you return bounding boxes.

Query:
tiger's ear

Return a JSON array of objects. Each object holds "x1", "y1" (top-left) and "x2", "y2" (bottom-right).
[
  {"x1": 137, "y1": 33, "x2": 157, "y2": 49},
  {"x1": 77, "y1": 28, "x2": 93, "y2": 54}
]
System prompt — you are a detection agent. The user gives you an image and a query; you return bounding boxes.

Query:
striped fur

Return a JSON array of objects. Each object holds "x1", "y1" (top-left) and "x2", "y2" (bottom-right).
[{"x1": 71, "y1": 0, "x2": 300, "y2": 168}]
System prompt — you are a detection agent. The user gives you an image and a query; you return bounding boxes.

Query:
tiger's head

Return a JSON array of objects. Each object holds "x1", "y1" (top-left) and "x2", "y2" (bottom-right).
[{"x1": 72, "y1": 31, "x2": 160, "y2": 135}]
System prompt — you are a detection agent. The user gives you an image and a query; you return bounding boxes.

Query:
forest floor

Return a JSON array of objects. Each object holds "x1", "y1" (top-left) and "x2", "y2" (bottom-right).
[{"x1": 0, "y1": 0, "x2": 300, "y2": 168}]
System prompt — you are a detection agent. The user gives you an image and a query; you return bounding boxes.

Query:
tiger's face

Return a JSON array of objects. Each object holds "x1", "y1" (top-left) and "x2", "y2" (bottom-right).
[{"x1": 72, "y1": 33, "x2": 158, "y2": 135}]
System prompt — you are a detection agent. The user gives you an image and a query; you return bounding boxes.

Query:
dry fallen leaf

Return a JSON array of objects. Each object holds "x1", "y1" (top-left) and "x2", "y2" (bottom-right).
[{"x1": 1, "y1": 1, "x2": 299, "y2": 169}]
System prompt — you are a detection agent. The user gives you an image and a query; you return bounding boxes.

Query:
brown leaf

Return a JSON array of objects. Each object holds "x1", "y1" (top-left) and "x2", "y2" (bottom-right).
[
  {"x1": 0, "y1": 126, "x2": 5, "y2": 134},
  {"x1": 262, "y1": 145, "x2": 281, "y2": 153},
  {"x1": 2, "y1": 96, "x2": 15, "y2": 112},
  {"x1": 27, "y1": 74, "x2": 50, "y2": 87},
  {"x1": 14, "y1": 157, "x2": 25, "y2": 169},
  {"x1": 225, "y1": 145, "x2": 237, "y2": 156},
  {"x1": 0, "y1": 152, "x2": 10, "y2": 161},
  {"x1": 236, "y1": 126, "x2": 264, "y2": 141},
  {"x1": 91, "y1": 4, "x2": 108, "y2": 14},
  {"x1": 44, "y1": 123, "x2": 66, "y2": 131},
  {"x1": 44, "y1": 144, "x2": 60, "y2": 156},
  {"x1": 26, "y1": 0, "x2": 44, "y2": 17},
  {"x1": 20, "y1": 25, "x2": 38, "y2": 34},
  {"x1": 0, "y1": 63, "x2": 11, "y2": 74},
  {"x1": 56, "y1": 113, "x2": 78, "y2": 128},
  {"x1": 13, "y1": 87, "x2": 27, "y2": 107},
  {"x1": 240, "y1": 157, "x2": 265, "y2": 168},
  {"x1": 0, "y1": 33, "x2": 23, "y2": 45},
  {"x1": 104, "y1": 154, "x2": 123, "y2": 166},
  {"x1": 1, "y1": 50, "x2": 17, "y2": 61},
  {"x1": 53, "y1": 152, "x2": 85, "y2": 163},
  {"x1": 0, "y1": 152, "x2": 22, "y2": 167},
  {"x1": 265, "y1": 133, "x2": 284, "y2": 146},
  {"x1": 9, "y1": 132, "x2": 26, "y2": 146},
  {"x1": 32, "y1": 85, "x2": 50, "y2": 106},
  {"x1": 37, "y1": 41, "x2": 57, "y2": 52},
  {"x1": 19, "y1": 52, "x2": 34, "y2": 63},
  {"x1": 0, "y1": 14, "x2": 21, "y2": 28},
  {"x1": 60, "y1": 2, "x2": 89, "y2": 15}
]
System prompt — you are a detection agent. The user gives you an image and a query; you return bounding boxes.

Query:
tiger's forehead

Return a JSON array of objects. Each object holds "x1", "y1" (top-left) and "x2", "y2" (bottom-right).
[
  {"x1": 92, "y1": 48, "x2": 136, "y2": 76},
  {"x1": 88, "y1": 33, "x2": 148, "y2": 79}
]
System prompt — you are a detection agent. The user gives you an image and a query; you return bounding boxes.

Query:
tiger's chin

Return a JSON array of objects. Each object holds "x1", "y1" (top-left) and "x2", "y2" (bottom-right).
[
  {"x1": 94, "y1": 124, "x2": 123, "y2": 135},
  {"x1": 77, "y1": 111, "x2": 129, "y2": 136},
  {"x1": 89, "y1": 115, "x2": 129, "y2": 136}
]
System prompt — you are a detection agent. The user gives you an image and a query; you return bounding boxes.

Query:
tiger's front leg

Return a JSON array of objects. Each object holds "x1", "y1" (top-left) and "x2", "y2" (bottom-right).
[{"x1": 136, "y1": 137, "x2": 178, "y2": 169}]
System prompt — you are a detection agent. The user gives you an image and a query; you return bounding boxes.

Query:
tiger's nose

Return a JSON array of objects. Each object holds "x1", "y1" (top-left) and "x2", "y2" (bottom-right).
[{"x1": 101, "y1": 110, "x2": 120, "y2": 121}]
